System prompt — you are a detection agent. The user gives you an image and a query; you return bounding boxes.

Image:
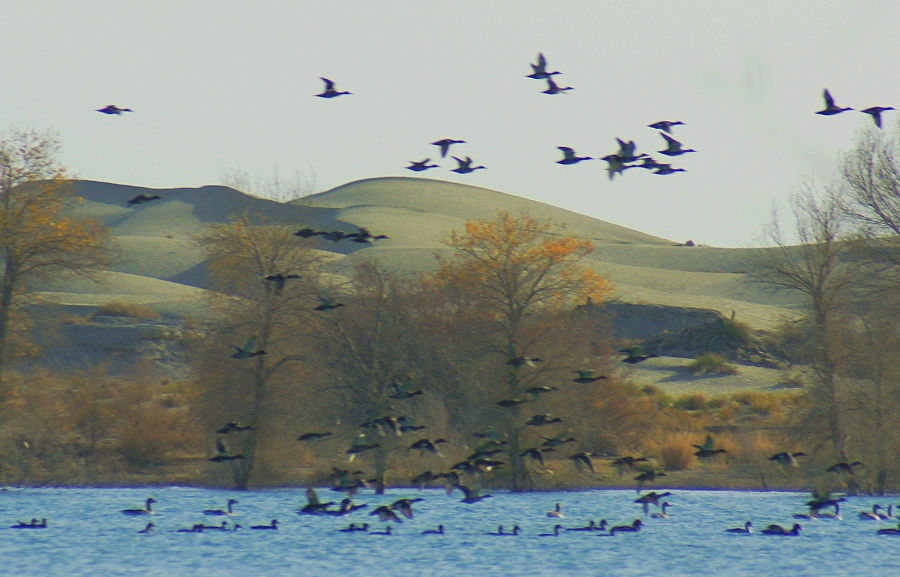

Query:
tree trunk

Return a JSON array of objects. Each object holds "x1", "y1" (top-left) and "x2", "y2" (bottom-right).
[{"x1": 0, "y1": 266, "x2": 16, "y2": 395}]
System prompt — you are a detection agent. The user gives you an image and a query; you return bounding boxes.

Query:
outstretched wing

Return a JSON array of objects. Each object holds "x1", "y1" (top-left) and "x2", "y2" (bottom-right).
[{"x1": 321, "y1": 77, "x2": 336, "y2": 90}]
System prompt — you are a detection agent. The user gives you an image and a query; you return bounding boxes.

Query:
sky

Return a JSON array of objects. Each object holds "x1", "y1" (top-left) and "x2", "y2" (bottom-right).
[{"x1": 2, "y1": 1, "x2": 899, "y2": 247}]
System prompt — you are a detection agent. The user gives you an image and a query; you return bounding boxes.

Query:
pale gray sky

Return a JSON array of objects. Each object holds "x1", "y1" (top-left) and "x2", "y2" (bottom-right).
[{"x1": 2, "y1": 1, "x2": 899, "y2": 247}]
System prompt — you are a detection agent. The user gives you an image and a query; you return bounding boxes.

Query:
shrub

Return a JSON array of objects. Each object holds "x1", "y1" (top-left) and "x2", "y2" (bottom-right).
[
  {"x1": 673, "y1": 393, "x2": 708, "y2": 411},
  {"x1": 92, "y1": 301, "x2": 161, "y2": 320},
  {"x1": 776, "y1": 370, "x2": 805, "y2": 388},
  {"x1": 732, "y1": 391, "x2": 782, "y2": 414},
  {"x1": 59, "y1": 313, "x2": 90, "y2": 325},
  {"x1": 659, "y1": 433, "x2": 697, "y2": 470},
  {"x1": 721, "y1": 319, "x2": 753, "y2": 345},
  {"x1": 685, "y1": 353, "x2": 738, "y2": 375}
]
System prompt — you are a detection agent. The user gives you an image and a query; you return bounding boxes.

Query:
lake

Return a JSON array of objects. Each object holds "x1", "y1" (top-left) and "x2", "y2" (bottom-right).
[{"x1": 0, "y1": 486, "x2": 897, "y2": 576}]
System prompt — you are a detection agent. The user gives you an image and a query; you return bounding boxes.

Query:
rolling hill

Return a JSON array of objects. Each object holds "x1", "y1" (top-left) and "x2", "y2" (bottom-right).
[{"x1": 37, "y1": 176, "x2": 802, "y2": 330}]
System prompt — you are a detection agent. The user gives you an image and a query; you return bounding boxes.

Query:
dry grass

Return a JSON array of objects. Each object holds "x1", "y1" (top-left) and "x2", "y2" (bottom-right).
[
  {"x1": 659, "y1": 433, "x2": 697, "y2": 470},
  {"x1": 93, "y1": 300, "x2": 161, "y2": 320},
  {"x1": 58, "y1": 313, "x2": 90, "y2": 325}
]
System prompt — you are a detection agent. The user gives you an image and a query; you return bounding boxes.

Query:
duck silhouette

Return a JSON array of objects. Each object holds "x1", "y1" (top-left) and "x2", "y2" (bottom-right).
[
  {"x1": 263, "y1": 273, "x2": 301, "y2": 293},
  {"x1": 406, "y1": 158, "x2": 440, "y2": 172},
  {"x1": 526, "y1": 414, "x2": 563, "y2": 427},
  {"x1": 520, "y1": 447, "x2": 551, "y2": 467},
  {"x1": 527, "y1": 53, "x2": 561, "y2": 80},
  {"x1": 539, "y1": 524, "x2": 563, "y2": 537},
  {"x1": 249, "y1": 519, "x2": 279, "y2": 530},
  {"x1": 726, "y1": 521, "x2": 752, "y2": 534},
  {"x1": 541, "y1": 432, "x2": 576, "y2": 448},
  {"x1": 610, "y1": 519, "x2": 642, "y2": 534},
  {"x1": 297, "y1": 431, "x2": 334, "y2": 441},
  {"x1": 422, "y1": 525, "x2": 444, "y2": 535},
  {"x1": 451, "y1": 156, "x2": 486, "y2": 174},
  {"x1": 97, "y1": 104, "x2": 132, "y2": 115},
  {"x1": 216, "y1": 422, "x2": 256, "y2": 435},
  {"x1": 122, "y1": 498, "x2": 156, "y2": 516},
  {"x1": 569, "y1": 452, "x2": 598, "y2": 473},
  {"x1": 203, "y1": 499, "x2": 238, "y2": 516},
  {"x1": 556, "y1": 146, "x2": 592, "y2": 165},
  {"x1": 658, "y1": 133, "x2": 696, "y2": 156},
  {"x1": 315, "y1": 296, "x2": 346, "y2": 311},
  {"x1": 651, "y1": 502, "x2": 673, "y2": 519},
  {"x1": 816, "y1": 89, "x2": 853, "y2": 116},
  {"x1": 761, "y1": 523, "x2": 801, "y2": 535},
  {"x1": 648, "y1": 120, "x2": 685, "y2": 133},
  {"x1": 137, "y1": 522, "x2": 154, "y2": 534},
  {"x1": 454, "y1": 483, "x2": 492, "y2": 504},
  {"x1": 769, "y1": 452, "x2": 807, "y2": 467},
  {"x1": 432, "y1": 139, "x2": 466, "y2": 158},
  {"x1": 231, "y1": 336, "x2": 266, "y2": 359},
  {"x1": 542, "y1": 77, "x2": 573, "y2": 95},
  {"x1": 861, "y1": 106, "x2": 895, "y2": 129},
  {"x1": 572, "y1": 369, "x2": 607, "y2": 384},
  {"x1": 127, "y1": 193, "x2": 160, "y2": 205},
  {"x1": 316, "y1": 78, "x2": 351, "y2": 98}
]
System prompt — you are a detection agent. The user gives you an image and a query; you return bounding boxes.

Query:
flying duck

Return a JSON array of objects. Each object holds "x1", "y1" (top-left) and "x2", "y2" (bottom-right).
[
  {"x1": 556, "y1": 146, "x2": 592, "y2": 165},
  {"x1": 454, "y1": 483, "x2": 492, "y2": 504},
  {"x1": 568, "y1": 452, "x2": 598, "y2": 474},
  {"x1": 861, "y1": 106, "x2": 895, "y2": 129},
  {"x1": 542, "y1": 77, "x2": 573, "y2": 95},
  {"x1": 315, "y1": 296, "x2": 346, "y2": 311},
  {"x1": 450, "y1": 156, "x2": 486, "y2": 174},
  {"x1": 657, "y1": 133, "x2": 696, "y2": 156},
  {"x1": 263, "y1": 273, "x2": 301, "y2": 293},
  {"x1": 816, "y1": 89, "x2": 853, "y2": 116},
  {"x1": 97, "y1": 104, "x2": 132, "y2": 115},
  {"x1": 230, "y1": 336, "x2": 266, "y2": 359},
  {"x1": 572, "y1": 370, "x2": 607, "y2": 384},
  {"x1": 526, "y1": 414, "x2": 563, "y2": 427},
  {"x1": 316, "y1": 78, "x2": 351, "y2": 98},
  {"x1": 648, "y1": 120, "x2": 685, "y2": 133},
  {"x1": 406, "y1": 158, "x2": 440, "y2": 172},
  {"x1": 527, "y1": 53, "x2": 561, "y2": 80},
  {"x1": 432, "y1": 138, "x2": 465, "y2": 158},
  {"x1": 127, "y1": 193, "x2": 161, "y2": 205},
  {"x1": 216, "y1": 422, "x2": 256, "y2": 435},
  {"x1": 297, "y1": 431, "x2": 334, "y2": 441}
]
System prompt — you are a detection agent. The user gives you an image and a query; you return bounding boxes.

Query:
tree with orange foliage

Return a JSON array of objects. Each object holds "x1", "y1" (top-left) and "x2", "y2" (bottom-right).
[
  {"x1": 0, "y1": 129, "x2": 110, "y2": 389},
  {"x1": 426, "y1": 211, "x2": 611, "y2": 491}
]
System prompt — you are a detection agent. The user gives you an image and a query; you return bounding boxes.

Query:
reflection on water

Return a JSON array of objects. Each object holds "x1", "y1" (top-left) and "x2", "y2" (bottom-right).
[{"x1": 0, "y1": 487, "x2": 896, "y2": 576}]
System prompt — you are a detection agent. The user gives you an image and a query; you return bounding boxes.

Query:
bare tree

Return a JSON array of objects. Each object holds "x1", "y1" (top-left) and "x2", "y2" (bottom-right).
[
  {"x1": 753, "y1": 187, "x2": 856, "y2": 467},
  {"x1": 195, "y1": 212, "x2": 324, "y2": 489},
  {"x1": 221, "y1": 166, "x2": 318, "y2": 203},
  {"x1": 0, "y1": 129, "x2": 110, "y2": 391}
]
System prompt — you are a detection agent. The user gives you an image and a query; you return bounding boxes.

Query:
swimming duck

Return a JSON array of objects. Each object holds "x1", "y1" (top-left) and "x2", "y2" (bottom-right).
[
  {"x1": 539, "y1": 524, "x2": 563, "y2": 537},
  {"x1": 817, "y1": 504, "x2": 841, "y2": 520},
  {"x1": 11, "y1": 518, "x2": 47, "y2": 529},
  {"x1": 97, "y1": 104, "x2": 132, "y2": 115},
  {"x1": 761, "y1": 523, "x2": 801, "y2": 535},
  {"x1": 556, "y1": 147, "x2": 592, "y2": 165},
  {"x1": 542, "y1": 77, "x2": 573, "y2": 95},
  {"x1": 657, "y1": 133, "x2": 696, "y2": 156},
  {"x1": 138, "y1": 522, "x2": 154, "y2": 534},
  {"x1": 726, "y1": 521, "x2": 752, "y2": 534},
  {"x1": 203, "y1": 499, "x2": 238, "y2": 516},
  {"x1": 338, "y1": 523, "x2": 361, "y2": 533},
  {"x1": 316, "y1": 77, "x2": 351, "y2": 98},
  {"x1": 650, "y1": 502, "x2": 673, "y2": 519},
  {"x1": 861, "y1": 106, "x2": 895, "y2": 129},
  {"x1": 230, "y1": 336, "x2": 266, "y2": 359},
  {"x1": 487, "y1": 525, "x2": 521, "y2": 535},
  {"x1": 122, "y1": 498, "x2": 156, "y2": 516},
  {"x1": 177, "y1": 524, "x2": 204, "y2": 533},
  {"x1": 201, "y1": 521, "x2": 230, "y2": 531},
  {"x1": 422, "y1": 525, "x2": 444, "y2": 535},
  {"x1": 406, "y1": 158, "x2": 440, "y2": 172},
  {"x1": 127, "y1": 193, "x2": 160, "y2": 205},
  {"x1": 567, "y1": 520, "x2": 603, "y2": 532},
  {"x1": 450, "y1": 156, "x2": 486, "y2": 174},
  {"x1": 860, "y1": 504, "x2": 887, "y2": 520},
  {"x1": 370, "y1": 525, "x2": 392, "y2": 535},
  {"x1": 816, "y1": 89, "x2": 853, "y2": 116},
  {"x1": 572, "y1": 370, "x2": 606, "y2": 384},
  {"x1": 547, "y1": 503, "x2": 564, "y2": 518},
  {"x1": 432, "y1": 139, "x2": 466, "y2": 158},
  {"x1": 877, "y1": 522, "x2": 900, "y2": 535},
  {"x1": 610, "y1": 519, "x2": 642, "y2": 534},
  {"x1": 648, "y1": 120, "x2": 685, "y2": 134},
  {"x1": 249, "y1": 519, "x2": 279, "y2": 530},
  {"x1": 527, "y1": 53, "x2": 561, "y2": 80}
]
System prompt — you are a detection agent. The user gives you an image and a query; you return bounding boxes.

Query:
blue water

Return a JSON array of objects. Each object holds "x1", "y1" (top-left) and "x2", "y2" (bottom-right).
[{"x1": 0, "y1": 487, "x2": 897, "y2": 576}]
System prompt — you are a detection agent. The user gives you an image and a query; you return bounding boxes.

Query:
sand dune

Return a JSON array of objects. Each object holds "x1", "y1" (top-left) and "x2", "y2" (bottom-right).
[{"x1": 46, "y1": 177, "x2": 802, "y2": 328}]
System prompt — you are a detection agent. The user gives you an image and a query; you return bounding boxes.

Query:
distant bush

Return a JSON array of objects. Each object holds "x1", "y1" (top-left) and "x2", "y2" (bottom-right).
[
  {"x1": 776, "y1": 370, "x2": 805, "y2": 388},
  {"x1": 673, "y1": 392, "x2": 708, "y2": 411},
  {"x1": 659, "y1": 433, "x2": 697, "y2": 470},
  {"x1": 721, "y1": 319, "x2": 753, "y2": 345},
  {"x1": 59, "y1": 313, "x2": 90, "y2": 325},
  {"x1": 93, "y1": 301, "x2": 161, "y2": 320},
  {"x1": 685, "y1": 353, "x2": 738, "y2": 375},
  {"x1": 732, "y1": 391, "x2": 782, "y2": 414}
]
